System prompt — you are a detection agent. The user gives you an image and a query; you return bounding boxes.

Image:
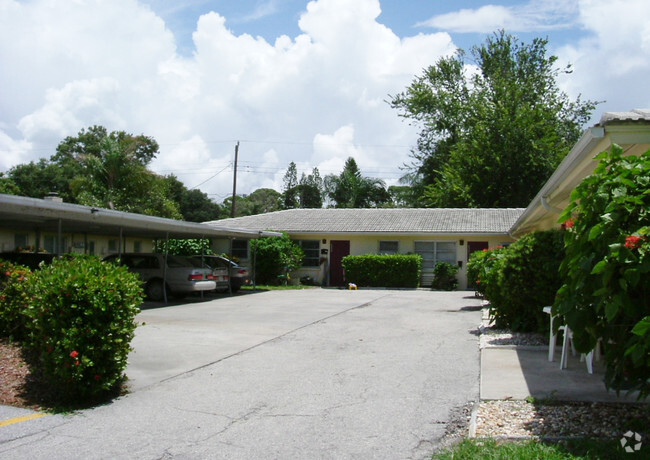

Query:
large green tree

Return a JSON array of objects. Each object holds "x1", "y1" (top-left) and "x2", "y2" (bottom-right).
[
  {"x1": 390, "y1": 30, "x2": 598, "y2": 208},
  {"x1": 281, "y1": 164, "x2": 324, "y2": 209},
  {"x1": 165, "y1": 174, "x2": 221, "y2": 222},
  {"x1": 324, "y1": 157, "x2": 390, "y2": 208}
]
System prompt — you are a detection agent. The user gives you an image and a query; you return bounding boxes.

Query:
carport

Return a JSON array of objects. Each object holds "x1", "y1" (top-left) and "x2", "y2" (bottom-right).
[{"x1": 0, "y1": 193, "x2": 281, "y2": 300}]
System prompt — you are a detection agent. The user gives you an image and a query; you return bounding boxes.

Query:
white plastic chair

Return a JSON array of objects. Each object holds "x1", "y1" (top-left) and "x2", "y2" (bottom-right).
[{"x1": 559, "y1": 325, "x2": 600, "y2": 374}]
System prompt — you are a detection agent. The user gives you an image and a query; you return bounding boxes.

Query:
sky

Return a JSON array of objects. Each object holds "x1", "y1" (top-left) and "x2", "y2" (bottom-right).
[{"x1": 1, "y1": 0, "x2": 649, "y2": 203}]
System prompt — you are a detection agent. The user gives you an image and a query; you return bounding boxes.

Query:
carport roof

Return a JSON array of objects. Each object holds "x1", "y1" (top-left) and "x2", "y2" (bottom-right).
[{"x1": 0, "y1": 194, "x2": 280, "y2": 239}]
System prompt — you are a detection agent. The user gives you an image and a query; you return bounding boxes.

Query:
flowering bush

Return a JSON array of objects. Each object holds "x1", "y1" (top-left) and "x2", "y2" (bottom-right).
[
  {"x1": 467, "y1": 247, "x2": 507, "y2": 298},
  {"x1": 0, "y1": 259, "x2": 32, "y2": 341},
  {"x1": 23, "y1": 254, "x2": 143, "y2": 401},
  {"x1": 555, "y1": 145, "x2": 650, "y2": 398}
]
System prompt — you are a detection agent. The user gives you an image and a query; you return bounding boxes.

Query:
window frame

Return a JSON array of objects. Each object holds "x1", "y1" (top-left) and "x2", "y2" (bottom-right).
[
  {"x1": 294, "y1": 239, "x2": 321, "y2": 267},
  {"x1": 378, "y1": 240, "x2": 399, "y2": 255}
]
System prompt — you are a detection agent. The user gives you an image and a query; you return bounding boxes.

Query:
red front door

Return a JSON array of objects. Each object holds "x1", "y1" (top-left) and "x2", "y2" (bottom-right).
[
  {"x1": 329, "y1": 240, "x2": 350, "y2": 287},
  {"x1": 467, "y1": 241, "x2": 489, "y2": 261}
]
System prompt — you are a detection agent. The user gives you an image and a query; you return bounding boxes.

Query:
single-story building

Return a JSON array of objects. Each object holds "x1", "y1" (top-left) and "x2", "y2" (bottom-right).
[
  {"x1": 0, "y1": 193, "x2": 279, "y2": 259},
  {"x1": 208, "y1": 208, "x2": 524, "y2": 289},
  {"x1": 210, "y1": 108, "x2": 650, "y2": 290}
]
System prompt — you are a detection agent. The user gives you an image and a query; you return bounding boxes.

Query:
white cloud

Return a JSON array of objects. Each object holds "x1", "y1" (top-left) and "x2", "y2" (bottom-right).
[
  {"x1": 419, "y1": 0, "x2": 578, "y2": 33},
  {"x1": 555, "y1": 0, "x2": 650, "y2": 118},
  {"x1": 0, "y1": 0, "x2": 460, "y2": 200}
]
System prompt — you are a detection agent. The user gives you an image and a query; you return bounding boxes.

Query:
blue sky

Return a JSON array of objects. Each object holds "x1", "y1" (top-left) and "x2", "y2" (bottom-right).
[
  {"x1": 145, "y1": 0, "x2": 579, "y2": 56},
  {"x1": 1, "y1": 0, "x2": 648, "y2": 200}
]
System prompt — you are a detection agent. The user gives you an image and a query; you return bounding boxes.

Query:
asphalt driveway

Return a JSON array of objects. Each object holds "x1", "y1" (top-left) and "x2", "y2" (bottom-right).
[{"x1": 0, "y1": 289, "x2": 482, "y2": 459}]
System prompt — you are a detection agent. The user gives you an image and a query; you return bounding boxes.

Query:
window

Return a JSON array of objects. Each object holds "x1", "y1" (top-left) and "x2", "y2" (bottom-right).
[
  {"x1": 231, "y1": 239, "x2": 248, "y2": 259},
  {"x1": 108, "y1": 239, "x2": 118, "y2": 253},
  {"x1": 14, "y1": 234, "x2": 28, "y2": 250},
  {"x1": 414, "y1": 241, "x2": 457, "y2": 269},
  {"x1": 294, "y1": 240, "x2": 320, "y2": 267},
  {"x1": 379, "y1": 241, "x2": 398, "y2": 255},
  {"x1": 133, "y1": 241, "x2": 142, "y2": 253},
  {"x1": 88, "y1": 241, "x2": 96, "y2": 256},
  {"x1": 43, "y1": 235, "x2": 67, "y2": 254}
]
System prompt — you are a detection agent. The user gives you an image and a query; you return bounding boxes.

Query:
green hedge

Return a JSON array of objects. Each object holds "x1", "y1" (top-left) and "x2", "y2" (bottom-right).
[
  {"x1": 489, "y1": 231, "x2": 565, "y2": 332},
  {"x1": 469, "y1": 231, "x2": 564, "y2": 333},
  {"x1": 342, "y1": 254, "x2": 422, "y2": 288}
]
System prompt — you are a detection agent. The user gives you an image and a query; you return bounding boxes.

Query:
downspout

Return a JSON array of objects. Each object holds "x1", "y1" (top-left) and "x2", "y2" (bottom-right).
[
  {"x1": 163, "y1": 232, "x2": 169, "y2": 304},
  {"x1": 541, "y1": 196, "x2": 563, "y2": 214}
]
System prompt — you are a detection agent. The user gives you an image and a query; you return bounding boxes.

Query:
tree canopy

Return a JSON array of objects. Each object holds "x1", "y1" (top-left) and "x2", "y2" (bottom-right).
[
  {"x1": 4, "y1": 126, "x2": 221, "y2": 221},
  {"x1": 281, "y1": 163, "x2": 324, "y2": 209},
  {"x1": 390, "y1": 30, "x2": 598, "y2": 208},
  {"x1": 324, "y1": 157, "x2": 390, "y2": 208}
]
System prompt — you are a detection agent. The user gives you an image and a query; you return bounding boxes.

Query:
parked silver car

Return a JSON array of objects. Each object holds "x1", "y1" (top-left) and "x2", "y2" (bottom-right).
[
  {"x1": 103, "y1": 253, "x2": 216, "y2": 301},
  {"x1": 192, "y1": 255, "x2": 250, "y2": 292},
  {"x1": 187, "y1": 257, "x2": 230, "y2": 292}
]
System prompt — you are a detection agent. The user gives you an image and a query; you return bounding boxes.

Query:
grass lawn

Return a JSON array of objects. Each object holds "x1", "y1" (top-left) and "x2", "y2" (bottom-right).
[{"x1": 433, "y1": 437, "x2": 642, "y2": 459}]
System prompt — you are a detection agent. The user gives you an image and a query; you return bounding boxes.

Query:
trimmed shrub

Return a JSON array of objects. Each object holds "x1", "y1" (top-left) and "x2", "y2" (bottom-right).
[
  {"x1": 555, "y1": 145, "x2": 650, "y2": 397},
  {"x1": 0, "y1": 260, "x2": 32, "y2": 341},
  {"x1": 250, "y1": 234, "x2": 304, "y2": 285},
  {"x1": 23, "y1": 255, "x2": 143, "y2": 401},
  {"x1": 431, "y1": 262, "x2": 459, "y2": 291},
  {"x1": 486, "y1": 231, "x2": 565, "y2": 333},
  {"x1": 342, "y1": 254, "x2": 422, "y2": 288}
]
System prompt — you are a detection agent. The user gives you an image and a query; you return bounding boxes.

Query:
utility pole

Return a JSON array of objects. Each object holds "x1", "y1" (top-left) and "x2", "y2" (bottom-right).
[{"x1": 231, "y1": 141, "x2": 239, "y2": 218}]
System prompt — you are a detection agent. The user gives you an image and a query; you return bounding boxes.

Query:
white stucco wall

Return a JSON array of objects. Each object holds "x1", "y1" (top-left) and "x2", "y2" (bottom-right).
[{"x1": 216, "y1": 233, "x2": 516, "y2": 290}]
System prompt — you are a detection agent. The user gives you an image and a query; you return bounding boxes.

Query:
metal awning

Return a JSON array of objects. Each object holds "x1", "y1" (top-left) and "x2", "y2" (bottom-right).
[{"x1": 0, "y1": 194, "x2": 281, "y2": 240}]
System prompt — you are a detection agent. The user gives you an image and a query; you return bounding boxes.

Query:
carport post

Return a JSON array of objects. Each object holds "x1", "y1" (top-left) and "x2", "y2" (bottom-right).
[
  {"x1": 57, "y1": 218, "x2": 62, "y2": 255},
  {"x1": 162, "y1": 232, "x2": 169, "y2": 304}
]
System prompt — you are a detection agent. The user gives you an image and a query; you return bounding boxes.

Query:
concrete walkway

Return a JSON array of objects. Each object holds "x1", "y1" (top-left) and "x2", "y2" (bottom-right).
[{"x1": 0, "y1": 289, "x2": 483, "y2": 460}]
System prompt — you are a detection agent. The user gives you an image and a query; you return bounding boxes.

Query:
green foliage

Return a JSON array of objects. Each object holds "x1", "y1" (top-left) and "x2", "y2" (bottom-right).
[
  {"x1": 391, "y1": 30, "x2": 597, "y2": 208},
  {"x1": 282, "y1": 164, "x2": 324, "y2": 209},
  {"x1": 431, "y1": 262, "x2": 459, "y2": 291},
  {"x1": 23, "y1": 255, "x2": 143, "y2": 401},
  {"x1": 250, "y1": 234, "x2": 304, "y2": 285},
  {"x1": 0, "y1": 173, "x2": 21, "y2": 195},
  {"x1": 165, "y1": 174, "x2": 221, "y2": 222},
  {"x1": 342, "y1": 254, "x2": 422, "y2": 288},
  {"x1": 487, "y1": 231, "x2": 565, "y2": 332},
  {"x1": 324, "y1": 157, "x2": 390, "y2": 208},
  {"x1": 154, "y1": 238, "x2": 213, "y2": 256},
  {"x1": 467, "y1": 247, "x2": 506, "y2": 297},
  {"x1": 555, "y1": 145, "x2": 650, "y2": 398},
  {"x1": 0, "y1": 260, "x2": 32, "y2": 341}
]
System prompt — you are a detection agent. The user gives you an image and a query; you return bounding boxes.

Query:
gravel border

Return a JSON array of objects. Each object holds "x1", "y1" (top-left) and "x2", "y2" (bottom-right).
[{"x1": 473, "y1": 309, "x2": 650, "y2": 441}]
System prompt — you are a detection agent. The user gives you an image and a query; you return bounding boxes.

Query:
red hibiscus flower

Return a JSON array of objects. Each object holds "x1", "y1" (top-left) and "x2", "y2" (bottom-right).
[
  {"x1": 625, "y1": 235, "x2": 644, "y2": 249},
  {"x1": 70, "y1": 350, "x2": 79, "y2": 358}
]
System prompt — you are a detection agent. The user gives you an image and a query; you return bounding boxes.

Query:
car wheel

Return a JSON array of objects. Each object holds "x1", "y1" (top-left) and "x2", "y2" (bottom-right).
[
  {"x1": 145, "y1": 279, "x2": 166, "y2": 302},
  {"x1": 231, "y1": 285, "x2": 240, "y2": 293}
]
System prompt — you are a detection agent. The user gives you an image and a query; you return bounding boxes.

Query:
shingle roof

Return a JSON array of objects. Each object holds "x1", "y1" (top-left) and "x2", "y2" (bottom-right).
[
  {"x1": 597, "y1": 109, "x2": 650, "y2": 125},
  {"x1": 206, "y1": 208, "x2": 525, "y2": 234}
]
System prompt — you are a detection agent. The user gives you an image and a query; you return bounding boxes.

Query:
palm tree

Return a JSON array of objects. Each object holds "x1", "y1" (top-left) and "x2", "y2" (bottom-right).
[{"x1": 324, "y1": 158, "x2": 390, "y2": 208}]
